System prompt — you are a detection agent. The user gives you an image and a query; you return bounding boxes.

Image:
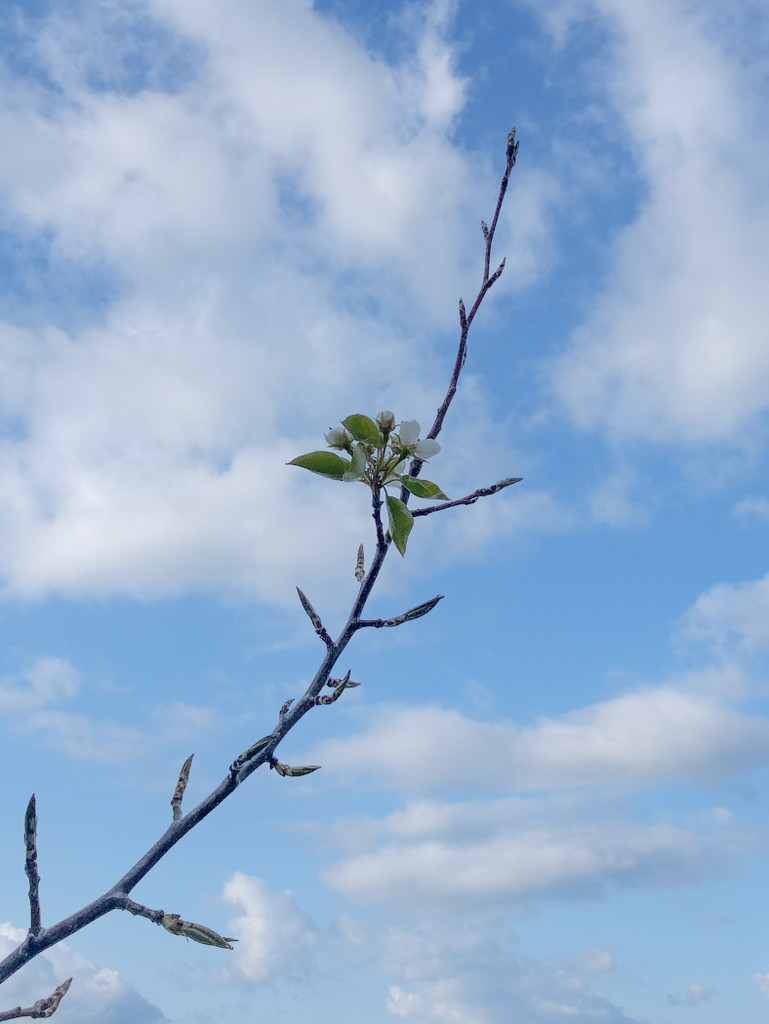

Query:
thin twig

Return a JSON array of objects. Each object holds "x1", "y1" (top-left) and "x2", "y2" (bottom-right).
[
  {"x1": 411, "y1": 477, "x2": 522, "y2": 517},
  {"x1": 23, "y1": 797, "x2": 41, "y2": 938},
  {"x1": 0, "y1": 978, "x2": 71, "y2": 1021},
  {"x1": 404, "y1": 126, "x2": 520, "y2": 500}
]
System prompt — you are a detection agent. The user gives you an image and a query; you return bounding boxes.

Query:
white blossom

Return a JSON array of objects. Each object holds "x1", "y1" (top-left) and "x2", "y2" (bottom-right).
[
  {"x1": 398, "y1": 420, "x2": 421, "y2": 447},
  {"x1": 325, "y1": 426, "x2": 352, "y2": 449},
  {"x1": 414, "y1": 438, "x2": 440, "y2": 459}
]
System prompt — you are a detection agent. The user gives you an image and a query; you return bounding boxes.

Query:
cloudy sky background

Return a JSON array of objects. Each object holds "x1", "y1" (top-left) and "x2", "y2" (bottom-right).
[{"x1": 2, "y1": 0, "x2": 769, "y2": 1021}]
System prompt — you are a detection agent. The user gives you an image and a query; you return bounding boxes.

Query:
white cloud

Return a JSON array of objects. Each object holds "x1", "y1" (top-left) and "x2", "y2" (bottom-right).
[
  {"x1": 546, "y1": 0, "x2": 769, "y2": 447},
  {"x1": 0, "y1": 922, "x2": 167, "y2": 1023},
  {"x1": 313, "y1": 684, "x2": 769, "y2": 794},
  {"x1": 679, "y1": 572, "x2": 769, "y2": 651},
  {"x1": 222, "y1": 872, "x2": 317, "y2": 983},
  {"x1": 0, "y1": 1, "x2": 552, "y2": 603},
  {"x1": 733, "y1": 496, "x2": 769, "y2": 523},
  {"x1": 323, "y1": 818, "x2": 704, "y2": 907},
  {"x1": 667, "y1": 981, "x2": 714, "y2": 1006}
]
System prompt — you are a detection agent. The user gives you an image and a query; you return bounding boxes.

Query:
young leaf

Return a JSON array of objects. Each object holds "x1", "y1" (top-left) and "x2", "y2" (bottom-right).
[
  {"x1": 288, "y1": 451, "x2": 350, "y2": 479},
  {"x1": 342, "y1": 414, "x2": 381, "y2": 445},
  {"x1": 400, "y1": 476, "x2": 449, "y2": 501},
  {"x1": 386, "y1": 495, "x2": 414, "y2": 556},
  {"x1": 384, "y1": 594, "x2": 444, "y2": 626},
  {"x1": 343, "y1": 442, "x2": 367, "y2": 481}
]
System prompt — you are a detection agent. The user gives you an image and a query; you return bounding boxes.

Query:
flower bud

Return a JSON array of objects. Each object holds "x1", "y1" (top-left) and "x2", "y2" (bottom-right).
[{"x1": 325, "y1": 426, "x2": 352, "y2": 449}]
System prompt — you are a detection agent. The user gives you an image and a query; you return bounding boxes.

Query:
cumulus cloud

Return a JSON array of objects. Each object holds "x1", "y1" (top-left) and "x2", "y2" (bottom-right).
[
  {"x1": 313, "y1": 684, "x2": 769, "y2": 794},
  {"x1": 323, "y1": 816, "x2": 705, "y2": 908},
  {"x1": 546, "y1": 0, "x2": 769, "y2": 447},
  {"x1": 0, "y1": 922, "x2": 167, "y2": 1023},
  {"x1": 222, "y1": 872, "x2": 317, "y2": 983},
  {"x1": 0, "y1": 0, "x2": 552, "y2": 603}
]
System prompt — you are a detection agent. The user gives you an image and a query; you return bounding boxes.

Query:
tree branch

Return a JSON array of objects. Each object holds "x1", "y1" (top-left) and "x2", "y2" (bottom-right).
[{"x1": 0, "y1": 130, "x2": 521, "y2": 1004}]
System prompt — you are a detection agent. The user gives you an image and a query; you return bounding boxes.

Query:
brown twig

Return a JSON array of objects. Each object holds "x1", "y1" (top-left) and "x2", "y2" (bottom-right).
[
  {"x1": 0, "y1": 978, "x2": 71, "y2": 1021},
  {"x1": 23, "y1": 797, "x2": 41, "y2": 939},
  {"x1": 411, "y1": 477, "x2": 522, "y2": 517},
  {"x1": 404, "y1": 127, "x2": 520, "y2": 496}
]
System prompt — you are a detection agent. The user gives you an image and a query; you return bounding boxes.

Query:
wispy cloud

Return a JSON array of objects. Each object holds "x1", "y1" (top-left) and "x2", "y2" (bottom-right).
[{"x1": 0, "y1": 655, "x2": 214, "y2": 761}]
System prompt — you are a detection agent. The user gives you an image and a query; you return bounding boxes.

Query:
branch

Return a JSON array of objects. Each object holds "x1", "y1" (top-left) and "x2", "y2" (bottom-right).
[
  {"x1": 0, "y1": 130, "x2": 521, "y2": 998},
  {"x1": 355, "y1": 594, "x2": 443, "y2": 629},
  {"x1": 411, "y1": 477, "x2": 522, "y2": 517}
]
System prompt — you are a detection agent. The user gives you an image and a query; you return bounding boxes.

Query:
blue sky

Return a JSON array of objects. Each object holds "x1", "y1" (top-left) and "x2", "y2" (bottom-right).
[{"x1": 1, "y1": 0, "x2": 769, "y2": 1021}]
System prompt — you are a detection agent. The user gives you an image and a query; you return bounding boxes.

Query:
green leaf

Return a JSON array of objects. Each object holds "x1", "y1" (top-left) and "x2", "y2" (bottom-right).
[
  {"x1": 342, "y1": 414, "x2": 381, "y2": 445},
  {"x1": 386, "y1": 495, "x2": 414, "y2": 556},
  {"x1": 343, "y1": 442, "x2": 367, "y2": 481},
  {"x1": 400, "y1": 476, "x2": 449, "y2": 501},
  {"x1": 288, "y1": 451, "x2": 350, "y2": 480}
]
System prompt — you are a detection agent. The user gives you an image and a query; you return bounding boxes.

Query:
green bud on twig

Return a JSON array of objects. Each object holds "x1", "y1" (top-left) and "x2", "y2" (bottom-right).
[
  {"x1": 229, "y1": 735, "x2": 274, "y2": 776},
  {"x1": 171, "y1": 754, "x2": 194, "y2": 822},
  {"x1": 161, "y1": 913, "x2": 237, "y2": 950},
  {"x1": 272, "y1": 761, "x2": 321, "y2": 777},
  {"x1": 385, "y1": 594, "x2": 443, "y2": 627}
]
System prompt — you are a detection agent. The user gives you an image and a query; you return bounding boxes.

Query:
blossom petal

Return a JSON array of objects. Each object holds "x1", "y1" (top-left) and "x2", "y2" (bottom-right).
[
  {"x1": 398, "y1": 420, "x2": 420, "y2": 446},
  {"x1": 414, "y1": 438, "x2": 440, "y2": 459}
]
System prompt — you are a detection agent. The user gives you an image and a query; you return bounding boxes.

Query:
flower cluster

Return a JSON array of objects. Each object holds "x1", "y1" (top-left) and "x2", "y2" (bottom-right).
[{"x1": 289, "y1": 412, "x2": 448, "y2": 555}]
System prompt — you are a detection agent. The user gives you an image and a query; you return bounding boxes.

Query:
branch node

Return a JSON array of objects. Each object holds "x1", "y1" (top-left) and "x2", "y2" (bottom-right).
[{"x1": 229, "y1": 735, "x2": 274, "y2": 777}]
